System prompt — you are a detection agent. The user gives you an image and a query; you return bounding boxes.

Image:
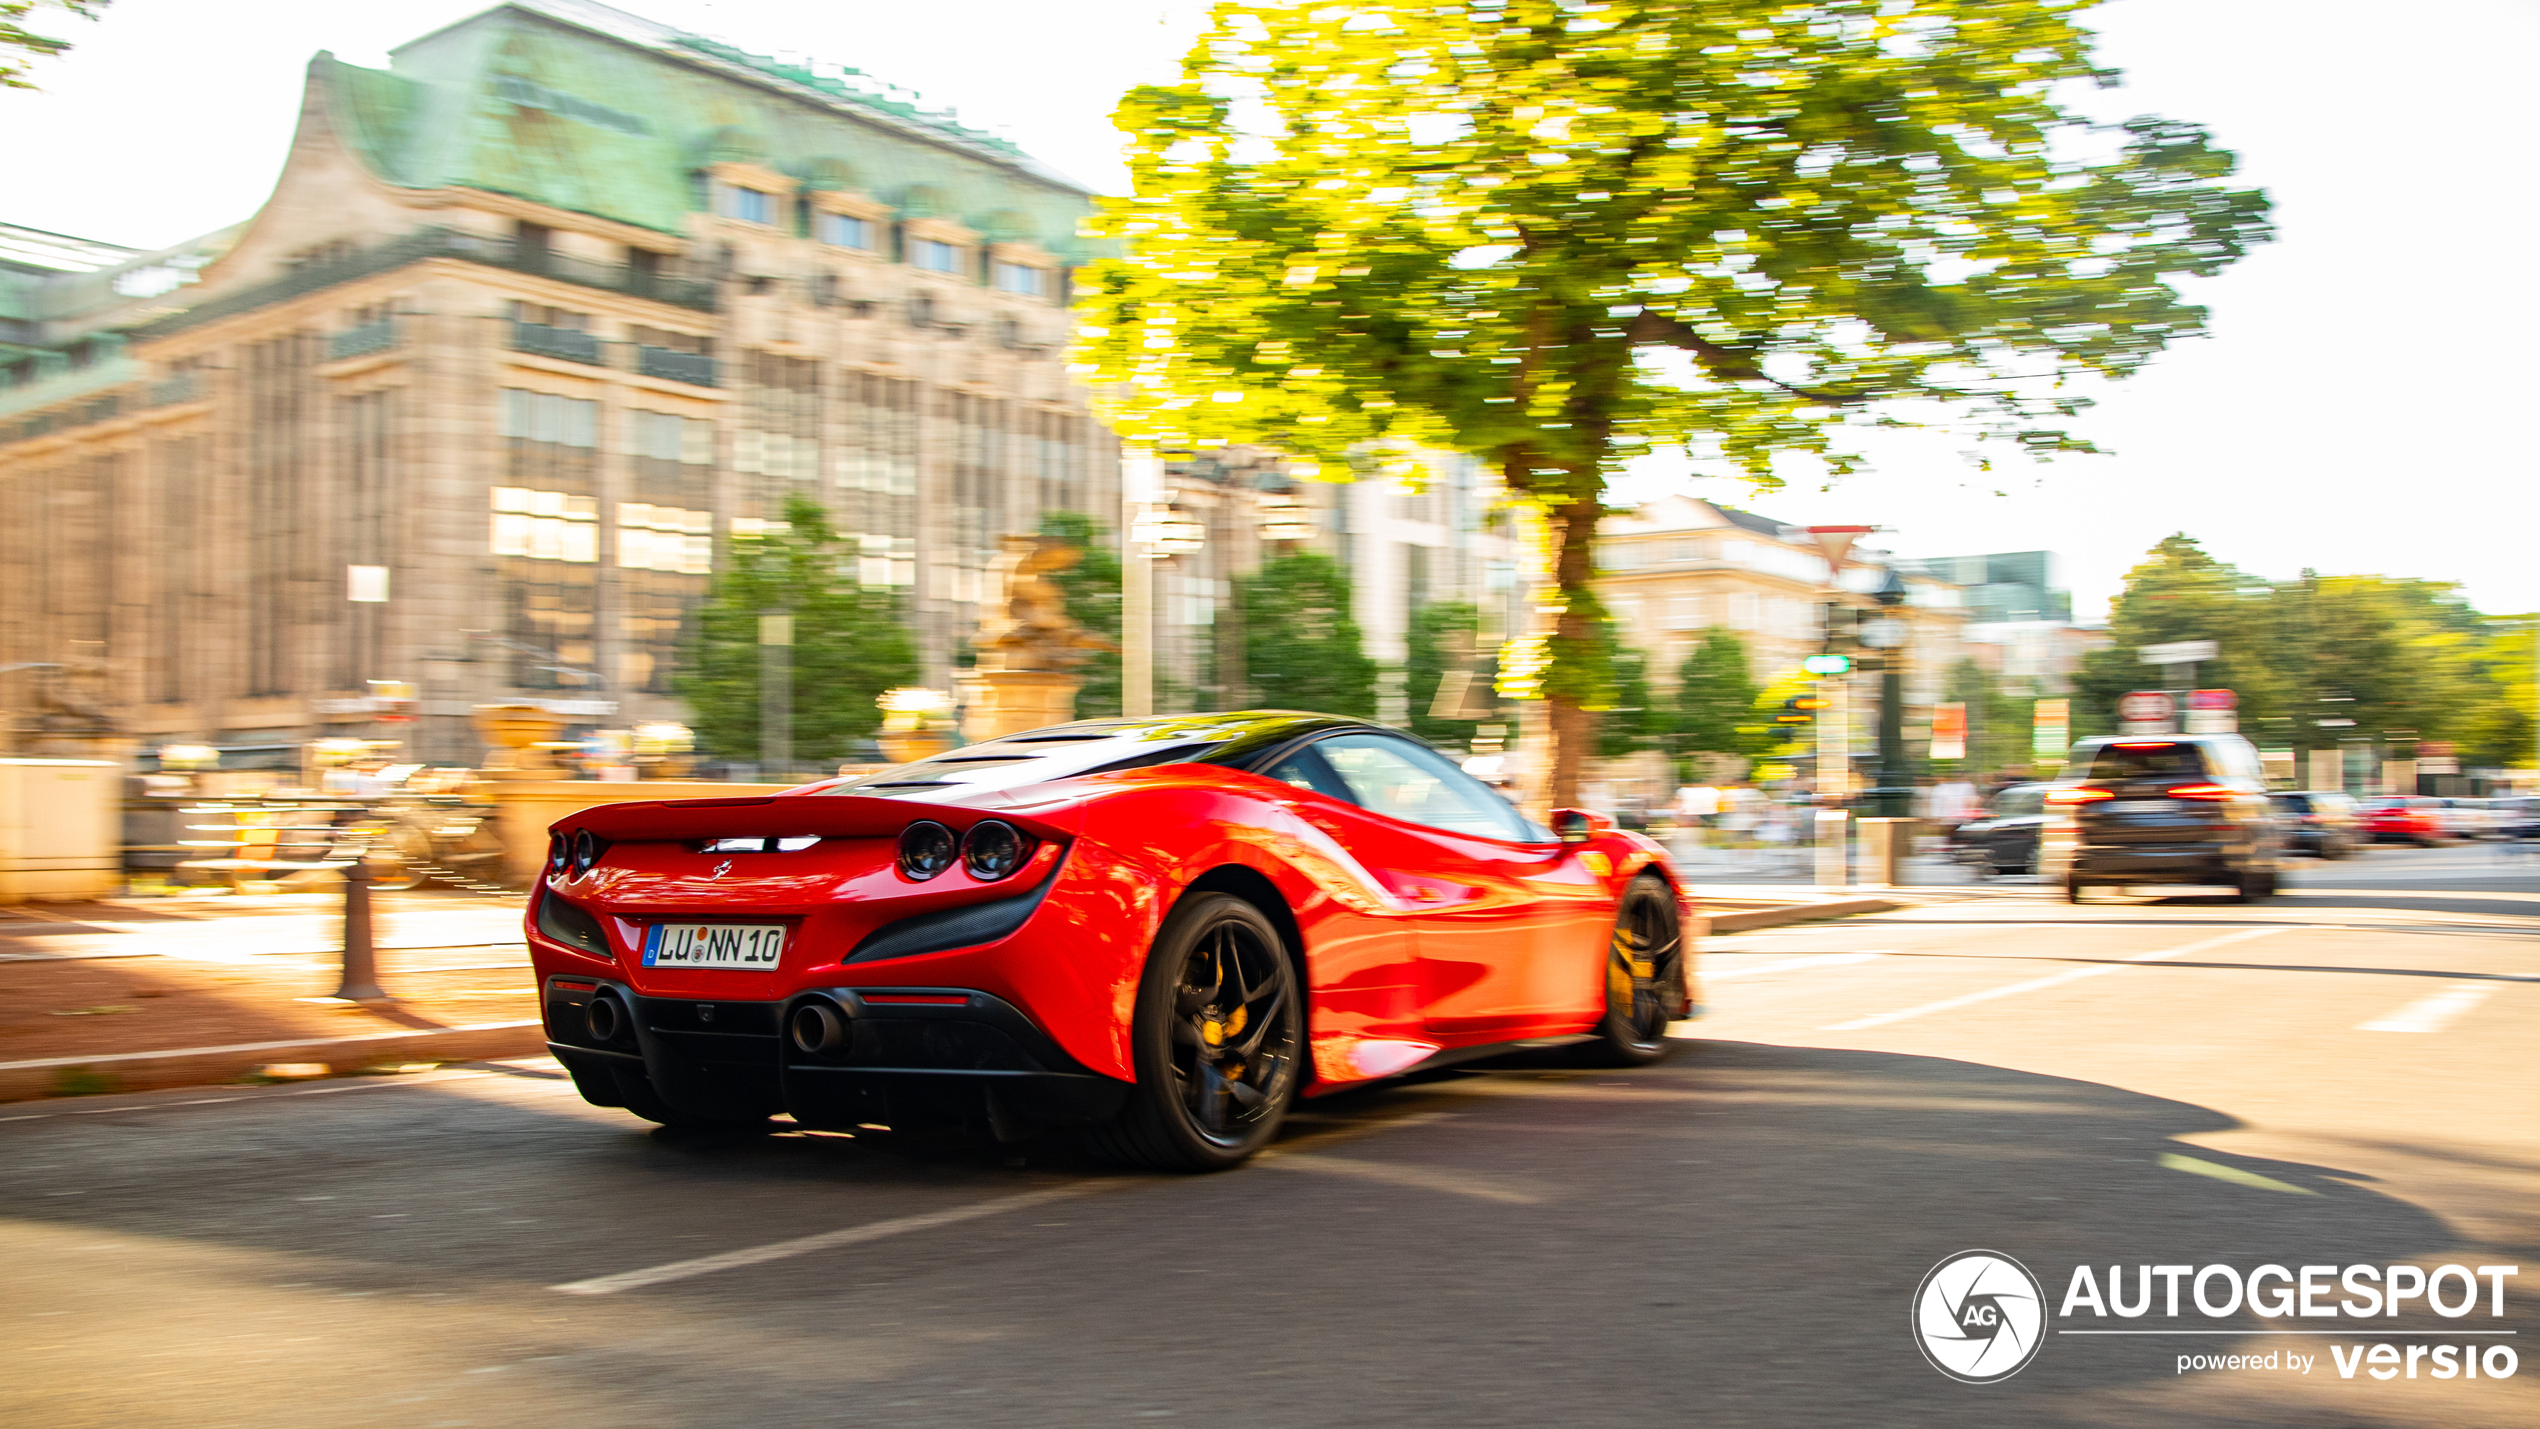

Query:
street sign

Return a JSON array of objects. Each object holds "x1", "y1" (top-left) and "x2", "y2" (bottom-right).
[
  {"x1": 1801, "y1": 653, "x2": 1852, "y2": 675},
  {"x1": 2116, "y1": 691, "x2": 2176, "y2": 723},
  {"x1": 1930, "y1": 702, "x2": 1966, "y2": 761},
  {"x1": 1804, "y1": 525, "x2": 1876, "y2": 575},
  {"x1": 2031, "y1": 699, "x2": 2070, "y2": 762},
  {"x1": 2137, "y1": 640, "x2": 2218, "y2": 666},
  {"x1": 2182, "y1": 687, "x2": 2236, "y2": 734}
]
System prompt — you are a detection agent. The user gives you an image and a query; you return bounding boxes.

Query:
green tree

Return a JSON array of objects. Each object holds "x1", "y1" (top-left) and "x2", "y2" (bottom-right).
[
  {"x1": 1037, "y1": 510, "x2": 1124, "y2": 718},
  {"x1": 1673, "y1": 627, "x2": 1761, "y2": 761},
  {"x1": 1076, "y1": 0, "x2": 2270, "y2": 808},
  {"x1": 2459, "y1": 619, "x2": 2536, "y2": 771},
  {"x1": 1235, "y1": 551, "x2": 1376, "y2": 717},
  {"x1": 2070, "y1": 534, "x2": 2281, "y2": 740},
  {"x1": 1942, "y1": 657, "x2": 2042, "y2": 781},
  {"x1": 675, "y1": 494, "x2": 916, "y2": 765},
  {"x1": 2071, "y1": 537, "x2": 2489, "y2": 760},
  {"x1": 1597, "y1": 630, "x2": 1662, "y2": 759},
  {"x1": 1404, "y1": 600, "x2": 1486, "y2": 743},
  {"x1": 3, "y1": 0, "x2": 105, "y2": 89}
]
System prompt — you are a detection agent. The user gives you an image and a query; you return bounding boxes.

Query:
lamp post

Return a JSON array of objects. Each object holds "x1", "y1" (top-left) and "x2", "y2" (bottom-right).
[
  {"x1": 1864, "y1": 566, "x2": 1913, "y2": 819},
  {"x1": 1123, "y1": 488, "x2": 1205, "y2": 719}
]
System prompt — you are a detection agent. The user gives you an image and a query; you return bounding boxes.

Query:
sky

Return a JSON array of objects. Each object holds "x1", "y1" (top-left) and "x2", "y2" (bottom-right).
[{"x1": 3, "y1": 0, "x2": 2533, "y2": 623}]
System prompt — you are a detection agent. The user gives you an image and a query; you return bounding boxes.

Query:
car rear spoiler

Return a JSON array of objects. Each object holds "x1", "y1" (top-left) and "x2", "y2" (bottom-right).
[{"x1": 556, "y1": 794, "x2": 1079, "y2": 844}]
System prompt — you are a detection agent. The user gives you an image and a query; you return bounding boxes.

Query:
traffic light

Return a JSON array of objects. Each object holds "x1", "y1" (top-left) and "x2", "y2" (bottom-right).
[{"x1": 1777, "y1": 695, "x2": 1829, "y2": 726}]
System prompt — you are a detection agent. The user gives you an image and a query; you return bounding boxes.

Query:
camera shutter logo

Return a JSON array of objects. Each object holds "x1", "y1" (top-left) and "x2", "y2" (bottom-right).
[{"x1": 1913, "y1": 1250, "x2": 2047, "y2": 1383}]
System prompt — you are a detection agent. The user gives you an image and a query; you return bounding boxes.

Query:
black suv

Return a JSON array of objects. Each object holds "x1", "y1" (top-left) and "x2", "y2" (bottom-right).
[{"x1": 2057, "y1": 734, "x2": 2282, "y2": 903}]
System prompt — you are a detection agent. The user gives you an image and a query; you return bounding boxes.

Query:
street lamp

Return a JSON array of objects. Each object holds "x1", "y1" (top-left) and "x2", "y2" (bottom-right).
[{"x1": 1121, "y1": 476, "x2": 1206, "y2": 717}]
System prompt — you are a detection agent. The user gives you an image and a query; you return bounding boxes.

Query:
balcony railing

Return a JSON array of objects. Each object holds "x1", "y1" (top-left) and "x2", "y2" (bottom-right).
[
  {"x1": 130, "y1": 227, "x2": 717, "y2": 341},
  {"x1": 636, "y1": 346, "x2": 717, "y2": 387},
  {"x1": 510, "y1": 320, "x2": 604, "y2": 366},
  {"x1": 327, "y1": 319, "x2": 399, "y2": 362}
]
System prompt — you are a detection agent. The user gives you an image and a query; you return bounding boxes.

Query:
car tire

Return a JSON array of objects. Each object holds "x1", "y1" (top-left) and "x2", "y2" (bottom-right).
[
  {"x1": 1081, "y1": 892, "x2": 1302, "y2": 1172},
  {"x1": 2231, "y1": 869, "x2": 2271, "y2": 903},
  {"x1": 2065, "y1": 874, "x2": 2087, "y2": 904},
  {"x1": 1579, "y1": 875, "x2": 1685, "y2": 1067}
]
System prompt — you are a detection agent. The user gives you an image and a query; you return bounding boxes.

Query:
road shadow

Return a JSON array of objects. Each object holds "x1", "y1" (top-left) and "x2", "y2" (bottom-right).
[{"x1": 3, "y1": 1037, "x2": 2527, "y2": 1427}]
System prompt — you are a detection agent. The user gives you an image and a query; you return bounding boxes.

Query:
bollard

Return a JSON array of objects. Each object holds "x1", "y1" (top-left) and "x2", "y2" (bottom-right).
[
  {"x1": 1813, "y1": 810, "x2": 1849, "y2": 888},
  {"x1": 331, "y1": 856, "x2": 389, "y2": 1003},
  {"x1": 1857, "y1": 817, "x2": 1910, "y2": 888}
]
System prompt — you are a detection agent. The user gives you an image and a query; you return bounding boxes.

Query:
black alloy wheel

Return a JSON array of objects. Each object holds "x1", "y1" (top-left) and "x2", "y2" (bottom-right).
[
  {"x1": 1084, "y1": 892, "x2": 1302, "y2": 1171},
  {"x1": 1581, "y1": 875, "x2": 1684, "y2": 1067}
]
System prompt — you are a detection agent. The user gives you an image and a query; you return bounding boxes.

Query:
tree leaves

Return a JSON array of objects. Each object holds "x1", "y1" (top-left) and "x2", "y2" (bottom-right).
[
  {"x1": 673, "y1": 494, "x2": 917, "y2": 765},
  {"x1": 1079, "y1": 0, "x2": 2269, "y2": 797},
  {"x1": 2, "y1": 0, "x2": 107, "y2": 91}
]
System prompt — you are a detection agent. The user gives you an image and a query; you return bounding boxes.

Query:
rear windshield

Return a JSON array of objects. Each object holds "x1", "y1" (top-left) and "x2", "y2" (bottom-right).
[
  {"x1": 2081, "y1": 741, "x2": 2211, "y2": 782},
  {"x1": 818, "y1": 728, "x2": 1230, "y2": 799},
  {"x1": 2274, "y1": 794, "x2": 2312, "y2": 812}
]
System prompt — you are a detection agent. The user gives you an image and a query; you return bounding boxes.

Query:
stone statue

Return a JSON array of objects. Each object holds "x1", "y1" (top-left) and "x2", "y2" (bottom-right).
[
  {"x1": 962, "y1": 534, "x2": 1113, "y2": 742},
  {"x1": 978, "y1": 534, "x2": 1115, "y2": 673}
]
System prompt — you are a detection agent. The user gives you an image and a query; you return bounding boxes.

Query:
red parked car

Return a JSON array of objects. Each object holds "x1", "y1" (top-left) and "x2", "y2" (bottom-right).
[
  {"x1": 2360, "y1": 796, "x2": 2443, "y2": 846},
  {"x1": 527, "y1": 713, "x2": 1693, "y2": 1170}
]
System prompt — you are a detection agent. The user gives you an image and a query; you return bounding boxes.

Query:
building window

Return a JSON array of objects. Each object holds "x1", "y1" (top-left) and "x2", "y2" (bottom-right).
[
  {"x1": 911, "y1": 238, "x2": 959, "y2": 273},
  {"x1": 490, "y1": 486, "x2": 599, "y2": 562},
  {"x1": 1667, "y1": 595, "x2": 1703, "y2": 629},
  {"x1": 720, "y1": 184, "x2": 775, "y2": 225},
  {"x1": 818, "y1": 212, "x2": 873, "y2": 250},
  {"x1": 993, "y1": 261, "x2": 1046, "y2": 296}
]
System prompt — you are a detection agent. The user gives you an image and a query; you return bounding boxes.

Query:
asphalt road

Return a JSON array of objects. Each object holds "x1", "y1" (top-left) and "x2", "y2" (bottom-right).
[{"x1": 5, "y1": 846, "x2": 2533, "y2": 1428}]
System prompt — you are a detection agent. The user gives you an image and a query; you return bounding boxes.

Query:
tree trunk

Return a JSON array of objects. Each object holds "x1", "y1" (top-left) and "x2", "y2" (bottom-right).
[{"x1": 1540, "y1": 487, "x2": 1606, "y2": 810}]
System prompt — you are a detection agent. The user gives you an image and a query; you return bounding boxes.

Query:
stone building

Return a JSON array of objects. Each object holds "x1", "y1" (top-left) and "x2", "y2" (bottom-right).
[
  {"x1": 0, "y1": 0, "x2": 1113, "y2": 764},
  {"x1": 1595, "y1": 494, "x2": 1970, "y2": 693}
]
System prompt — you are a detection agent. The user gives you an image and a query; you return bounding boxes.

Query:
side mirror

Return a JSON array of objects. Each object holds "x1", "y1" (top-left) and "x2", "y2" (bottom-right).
[{"x1": 1550, "y1": 808, "x2": 1612, "y2": 845}]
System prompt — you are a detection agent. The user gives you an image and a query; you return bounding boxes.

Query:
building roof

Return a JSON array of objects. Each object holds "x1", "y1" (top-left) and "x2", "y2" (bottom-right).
[{"x1": 322, "y1": 0, "x2": 1098, "y2": 253}]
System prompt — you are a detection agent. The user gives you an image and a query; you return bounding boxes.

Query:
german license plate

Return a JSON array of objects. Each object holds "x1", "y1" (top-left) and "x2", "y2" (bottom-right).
[
  {"x1": 2112, "y1": 800, "x2": 2168, "y2": 812},
  {"x1": 641, "y1": 923, "x2": 786, "y2": 970}
]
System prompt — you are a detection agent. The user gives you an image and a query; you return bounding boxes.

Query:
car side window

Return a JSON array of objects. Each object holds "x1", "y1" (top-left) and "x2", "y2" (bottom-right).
[
  {"x1": 1262, "y1": 745, "x2": 1356, "y2": 804},
  {"x1": 1996, "y1": 787, "x2": 2045, "y2": 818},
  {"x1": 1311, "y1": 733, "x2": 1538, "y2": 842}
]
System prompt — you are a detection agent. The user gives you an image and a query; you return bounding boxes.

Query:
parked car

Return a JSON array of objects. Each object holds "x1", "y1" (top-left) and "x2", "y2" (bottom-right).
[
  {"x1": 2269, "y1": 790, "x2": 2359, "y2": 859},
  {"x1": 2498, "y1": 797, "x2": 2540, "y2": 840},
  {"x1": 529, "y1": 712, "x2": 1690, "y2": 1170},
  {"x1": 2055, "y1": 734, "x2": 2282, "y2": 902},
  {"x1": 2360, "y1": 796, "x2": 2444, "y2": 846},
  {"x1": 1949, "y1": 782, "x2": 2054, "y2": 875},
  {"x1": 2433, "y1": 797, "x2": 2509, "y2": 840}
]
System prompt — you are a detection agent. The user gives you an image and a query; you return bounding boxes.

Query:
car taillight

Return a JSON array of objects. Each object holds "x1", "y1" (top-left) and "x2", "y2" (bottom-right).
[
  {"x1": 2166, "y1": 784, "x2": 2233, "y2": 801},
  {"x1": 2046, "y1": 787, "x2": 2112, "y2": 806}
]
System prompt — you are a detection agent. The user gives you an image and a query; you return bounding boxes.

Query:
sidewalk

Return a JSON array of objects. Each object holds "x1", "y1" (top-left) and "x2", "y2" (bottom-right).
[
  {"x1": 0, "y1": 869, "x2": 1996, "y2": 1102},
  {"x1": 0, "y1": 892, "x2": 544, "y2": 1101}
]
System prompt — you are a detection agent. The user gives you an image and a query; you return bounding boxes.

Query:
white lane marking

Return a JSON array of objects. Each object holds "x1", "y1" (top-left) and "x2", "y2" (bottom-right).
[
  {"x1": 2359, "y1": 983, "x2": 2497, "y2": 1033},
  {"x1": 550, "y1": 1183, "x2": 1106, "y2": 1296},
  {"x1": 1704, "y1": 951, "x2": 1885, "y2": 981},
  {"x1": 1258, "y1": 1152, "x2": 1541, "y2": 1204},
  {"x1": 1822, "y1": 926, "x2": 2299, "y2": 1032}
]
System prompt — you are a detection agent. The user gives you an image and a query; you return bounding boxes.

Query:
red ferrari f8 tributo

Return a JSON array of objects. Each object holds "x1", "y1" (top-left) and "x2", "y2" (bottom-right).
[{"x1": 529, "y1": 712, "x2": 1695, "y2": 1169}]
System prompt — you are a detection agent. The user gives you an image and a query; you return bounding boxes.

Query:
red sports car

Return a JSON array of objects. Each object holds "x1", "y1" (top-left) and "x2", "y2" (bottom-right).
[{"x1": 528, "y1": 712, "x2": 1695, "y2": 1170}]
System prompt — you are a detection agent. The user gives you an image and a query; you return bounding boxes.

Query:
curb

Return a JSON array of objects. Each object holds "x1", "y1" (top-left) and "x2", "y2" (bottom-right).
[
  {"x1": 0, "y1": 1020, "x2": 547, "y2": 1103},
  {"x1": 1703, "y1": 897, "x2": 1900, "y2": 934}
]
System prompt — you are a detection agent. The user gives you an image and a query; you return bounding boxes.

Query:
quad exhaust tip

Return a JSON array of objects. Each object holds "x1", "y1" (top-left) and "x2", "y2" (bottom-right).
[{"x1": 790, "y1": 1000, "x2": 848, "y2": 1056}]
